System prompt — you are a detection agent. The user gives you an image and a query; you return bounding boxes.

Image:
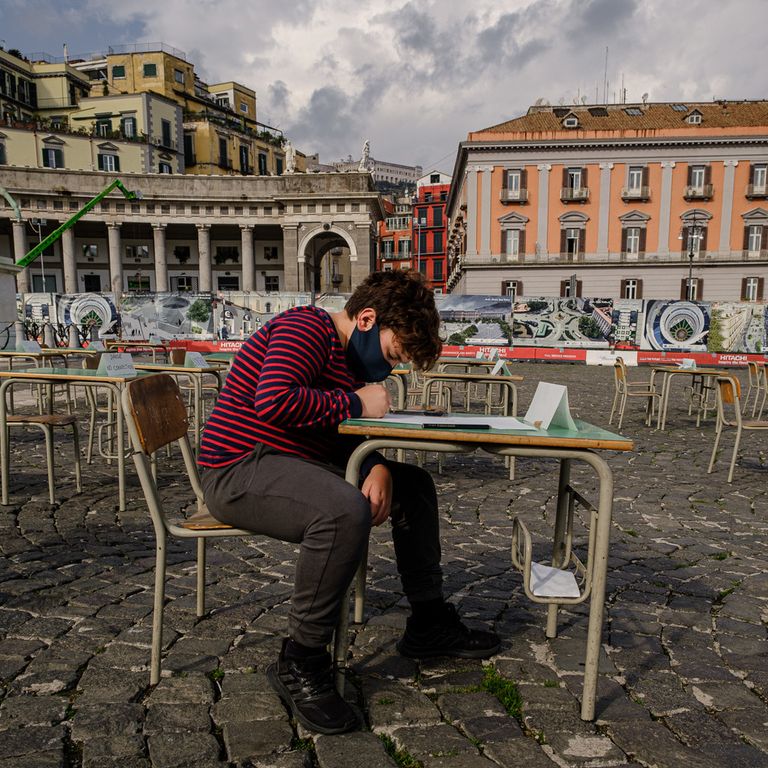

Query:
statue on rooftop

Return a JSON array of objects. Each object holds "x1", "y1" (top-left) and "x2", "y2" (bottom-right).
[
  {"x1": 358, "y1": 140, "x2": 370, "y2": 172},
  {"x1": 285, "y1": 140, "x2": 296, "y2": 174}
]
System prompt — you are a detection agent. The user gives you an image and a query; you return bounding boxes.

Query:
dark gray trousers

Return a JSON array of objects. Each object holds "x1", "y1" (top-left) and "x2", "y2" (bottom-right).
[{"x1": 200, "y1": 445, "x2": 443, "y2": 648}]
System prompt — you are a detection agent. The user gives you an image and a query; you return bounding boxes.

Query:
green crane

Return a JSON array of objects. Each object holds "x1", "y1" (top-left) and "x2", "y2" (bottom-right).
[{"x1": 16, "y1": 178, "x2": 140, "y2": 268}]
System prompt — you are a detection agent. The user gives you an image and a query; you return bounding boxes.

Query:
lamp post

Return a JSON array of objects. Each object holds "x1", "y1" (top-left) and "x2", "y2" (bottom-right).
[
  {"x1": 415, "y1": 218, "x2": 422, "y2": 275},
  {"x1": 28, "y1": 218, "x2": 46, "y2": 291}
]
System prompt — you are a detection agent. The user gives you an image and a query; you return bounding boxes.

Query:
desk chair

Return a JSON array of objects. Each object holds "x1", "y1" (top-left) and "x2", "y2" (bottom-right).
[
  {"x1": 4, "y1": 413, "x2": 82, "y2": 504},
  {"x1": 121, "y1": 373, "x2": 254, "y2": 684},
  {"x1": 609, "y1": 359, "x2": 659, "y2": 430},
  {"x1": 742, "y1": 361, "x2": 764, "y2": 416},
  {"x1": 708, "y1": 375, "x2": 768, "y2": 483}
]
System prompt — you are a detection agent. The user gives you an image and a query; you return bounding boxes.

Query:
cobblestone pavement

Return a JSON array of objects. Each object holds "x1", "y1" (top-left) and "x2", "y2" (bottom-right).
[{"x1": 1, "y1": 362, "x2": 767, "y2": 768}]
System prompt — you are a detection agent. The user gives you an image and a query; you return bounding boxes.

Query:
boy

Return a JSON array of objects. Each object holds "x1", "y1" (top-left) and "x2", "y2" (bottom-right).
[{"x1": 198, "y1": 270, "x2": 499, "y2": 734}]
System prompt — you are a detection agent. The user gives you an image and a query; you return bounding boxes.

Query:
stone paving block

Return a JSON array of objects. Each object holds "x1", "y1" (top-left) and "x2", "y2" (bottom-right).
[
  {"x1": 77, "y1": 665, "x2": 149, "y2": 703},
  {"x1": 70, "y1": 703, "x2": 144, "y2": 741},
  {"x1": 219, "y1": 671, "x2": 273, "y2": 697},
  {"x1": 80, "y1": 734, "x2": 147, "y2": 761},
  {"x1": 687, "y1": 681, "x2": 763, "y2": 711},
  {"x1": 14, "y1": 659, "x2": 82, "y2": 695},
  {"x1": 390, "y1": 722, "x2": 480, "y2": 761},
  {"x1": 482, "y1": 737, "x2": 560, "y2": 768},
  {"x1": 221, "y1": 719, "x2": 294, "y2": 762},
  {"x1": 143, "y1": 703, "x2": 211, "y2": 735},
  {"x1": 0, "y1": 694, "x2": 68, "y2": 728},
  {"x1": 146, "y1": 731, "x2": 221, "y2": 768},
  {"x1": 147, "y1": 675, "x2": 215, "y2": 705},
  {"x1": 211, "y1": 692, "x2": 283, "y2": 723},
  {"x1": 438, "y1": 691, "x2": 508, "y2": 723},
  {"x1": 0, "y1": 750, "x2": 64, "y2": 768},
  {"x1": 314, "y1": 731, "x2": 396, "y2": 768},
  {"x1": 0, "y1": 724, "x2": 65, "y2": 758},
  {"x1": 364, "y1": 678, "x2": 442, "y2": 730}
]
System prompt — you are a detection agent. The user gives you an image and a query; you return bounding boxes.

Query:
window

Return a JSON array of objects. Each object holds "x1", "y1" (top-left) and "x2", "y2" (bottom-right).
[
  {"x1": 432, "y1": 260, "x2": 443, "y2": 280},
  {"x1": 98, "y1": 153, "x2": 120, "y2": 172},
  {"x1": 143, "y1": 63, "x2": 157, "y2": 77},
  {"x1": 161, "y1": 119, "x2": 172, "y2": 148},
  {"x1": 418, "y1": 230, "x2": 428, "y2": 256},
  {"x1": 215, "y1": 246, "x2": 239, "y2": 264},
  {"x1": 125, "y1": 245, "x2": 149, "y2": 260},
  {"x1": 215, "y1": 95, "x2": 230, "y2": 108},
  {"x1": 158, "y1": 162, "x2": 172, "y2": 174},
  {"x1": 174, "y1": 68, "x2": 185, "y2": 84},
  {"x1": 0, "y1": 142, "x2": 6, "y2": 165},
  {"x1": 567, "y1": 168, "x2": 582, "y2": 189},
  {"x1": 32, "y1": 274, "x2": 57, "y2": 292},
  {"x1": 747, "y1": 225, "x2": 762, "y2": 253},
  {"x1": 240, "y1": 102, "x2": 249, "y2": 114},
  {"x1": 258, "y1": 152, "x2": 267, "y2": 175},
  {"x1": 264, "y1": 276, "x2": 279, "y2": 292},
  {"x1": 217, "y1": 276, "x2": 239, "y2": 291},
  {"x1": 625, "y1": 227, "x2": 640, "y2": 255},
  {"x1": 397, "y1": 239, "x2": 411, "y2": 257},
  {"x1": 671, "y1": 104, "x2": 688, "y2": 112},
  {"x1": 744, "y1": 277, "x2": 762, "y2": 302},
  {"x1": 622, "y1": 279, "x2": 640, "y2": 299},
  {"x1": 563, "y1": 116, "x2": 579, "y2": 127},
  {"x1": 173, "y1": 246, "x2": 190, "y2": 263},
  {"x1": 219, "y1": 137, "x2": 229, "y2": 167},
  {"x1": 685, "y1": 226, "x2": 704, "y2": 256},
  {"x1": 83, "y1": 244, "x2": 98, "y2": 258},
  {"x1": 95, "y1": 119, "x2": 111, "y2": 137},
  {"x1": 506, "y1": 169, "x2": 521, "y2": 193},
  {"x1": 382, "y1": 240, "x2": 394, "y2": 258},
  {"x1": 41, "y1": 147, "x2": 64, "y2": 168},
  {"x1": 502, "y1": 280, "x2": 521, "y2": 300},
  {"x1": 120, "y1": 116, "x2": 136, "y2": 137},
  {"x1": 563, "y1": 228, "x2": 581, "y2": 259},
  {"x1": 682, "y1": 277, "x2": 700, "y2": 300},
  {"x1": 687, "y1": 112, "x2": 702, "y2": 124},
  {"x1": 430, "y1": 173, "x2": 440, "y2": 183},
  {"x1": 560, "y1": 278, "x2": 583, "y2": 298},
  {"x1": 184, "y1": 134, "x2": 195, "y2": 165},
  {"x1": 81, "y1": 274, "x2": 100, "y2": 292},
  {"x1": 239, "y1": 144, "x2": 250, "y2": 173},
  {"x1": 690, "y1": 166, "x2": 706, "y2": 190},
  {"x1": 627, "y1": 167, "x2": 643, "y2": 191},
  {"x1": 112, "y1": 65, "x2": 126, "y2": 79},
  {"x1": 171, "y1": 275, "x2": 196, "y2": 292},
  {"x1": 264, "y1": 246, "x2": 279, "y2": 261},
  {"x1": 624, "y1": 107, "x2": 643, "y2": 116},
  {"x1": 432, "y1": 231, "x2": 443, "y2": 253},
  {"x1": 415, "y1": 208, "x2": 427, "y2": 225},
  {"x1": 433, "y1": 207, "x2": 443, "y2": 227},
  {"x1": 275, "y1": 157, "x2": 283, "y2": 175},
  {"x1": 754, "y1": 165, "x2": 767, "y2": 190},
  {"x1": 504, "y1": 230, "x2": 521, "y2": 260},
  {"x1": 127, "y1": 273, "x2": 151, "y2": 291}
]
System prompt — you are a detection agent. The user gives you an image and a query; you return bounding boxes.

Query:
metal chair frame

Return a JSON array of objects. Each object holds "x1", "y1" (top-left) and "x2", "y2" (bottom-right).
[{"x1": 609, "y1": 359, "x2": 660, "y2": 430}]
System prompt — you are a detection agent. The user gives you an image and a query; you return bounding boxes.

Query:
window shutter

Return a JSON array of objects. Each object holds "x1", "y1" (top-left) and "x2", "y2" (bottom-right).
[
  {"x1": 500, "y1": 230, "x2": 507, "y2": 254},
  {"x1": 744, "y1": 226, "x2": 751, "y2": 250},
  {"x1": 54, "y1": 149, "x2": 63, "y2": 168},
  {"x1": 761, "y1": 226, "x2": 767, "y2": 252},
  {"x1": 516, "y1": 280, "x2": 524, "y2": 296},
  {"x1": 636, "y1": 279, "x2": 644, "y2": 299},
  {"x1": 582, "y1": 167, "x2": 588, "y2": 189},
  {"x1": 97, "y1": 154, "x2": 104, "y2": 170},
  {"x1": 114, "y1": 155, "x2": 120, "y2": 172},
  {"x1": 699, "y1": 227, "x2": 708, "y2": 253},
  {"x1": 560, "y1": 280, "x2": 568, "y2": 297},
  {"x1": 686, "y1": 165, "x2": 693, "y2": 186},
  {"x1": 681, "y1": 226, "x2": 688, "y2": 253},
  {"x1": 502, "y1": 169, "x2": 508, "y2": 190},
  {"x1": 741, "y1": 277, "x2": 748, "y2": 300},
  {"x1": 639, "y1": 228, "x2": 647, "y2": 253},
  {"x1": 642, "y1": 166, "x2": 649, "y2": 188},
  {"x1": 520, "y1": 168, "x2": 528, "y2": 191},
  {"x1": 561, "y1": 167, "x2": 568, "y2": 188},
  {"x1": 559, "y1": 229, "x2": 566, "y2": 255},
  {"x1": 620, "y1": 279, "x2": 627, "y2": 297},
  {"x1": 697, "y1": 278, "x2": 704, "y2": 299},
  {"x1": 680, "y1": 279, "x2": 688, "y2": 299},
  {"x1": 519, "y1": 229, "x2": 526, "y2": 256},
  {"x1": 576, "y1": 280, "x2": 583, "y2": 296},
  {"x1": 704, "y1": 165, "x2": 712, "y2": 186},
  {"x1": 42, "y1": 148, "x2": 50, "y2": 168},
  {"x1": 578, "y1": 229, "x2": 585, "y2": 256},
  {"x1": 620, "y1": 228, "x2": 628, "y2": 254},
  {"x1": 758, "y1": 277, "x2": 765, "y2": 300},
  {"x1": 749, "y1": 164, "x2": 756, "y2": 185}
]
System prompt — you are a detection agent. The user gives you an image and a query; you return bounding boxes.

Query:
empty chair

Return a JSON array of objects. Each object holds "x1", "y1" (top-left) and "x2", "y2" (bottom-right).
[
  {"x1": 708, "y1": 375, "x2": 768, "y2": 483},
  {"x1": 609, "y1": 359, "x2": 660, "y2": 430},
  {"x1": 121, "y1": 373, "x2": 254, "y2": 684},
  {"x1": 742, "y1": 361, "x2": 764, "y2": 416}
]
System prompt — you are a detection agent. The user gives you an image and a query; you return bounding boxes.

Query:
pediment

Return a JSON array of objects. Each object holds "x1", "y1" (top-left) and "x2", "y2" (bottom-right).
[
  {"x1": 498, "y1": 211, "x2": 529, "y2": 225},
  {"x1": 97, "y1": 142, "x2": 119, "y2": 151},
  {"x1": 618, "y1": 210, "x2": 651, "y2": 224},
  {"x1": 741, "y1": 207, "x2": 768, "y2": 222},
  {"x1": 680, "y1": 208, "x2": 712, "y2": 223},
  {"x1": 41, "y1": 135, "x2": 65, "y2": 145},
  {"x1": 558, "y1": 211, "x2": 589, "y2": 224}
]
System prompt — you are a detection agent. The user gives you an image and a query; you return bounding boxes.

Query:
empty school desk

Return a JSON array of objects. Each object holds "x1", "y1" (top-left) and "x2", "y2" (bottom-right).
[
  {"x1": 650, "y1": 366, "x2": 722, "y2": 430},
  {"x1": 336, "y1": 415, "x2": 633, "y2": 721},
  {"x1": 423, "y1": 370, "x2": 523, "y2": 416},
  {"x1": 0, "y1": 367, "x2": 155, "y2": 512}
]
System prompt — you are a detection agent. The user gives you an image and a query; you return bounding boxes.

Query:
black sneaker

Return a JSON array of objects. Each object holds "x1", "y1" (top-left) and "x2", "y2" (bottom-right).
[
  {"x1": 396, "y1": 603, "x2": 500, "y2": 660},
  {"x1": 266, "y1": 639, "x2": 359, "y2": 735}
]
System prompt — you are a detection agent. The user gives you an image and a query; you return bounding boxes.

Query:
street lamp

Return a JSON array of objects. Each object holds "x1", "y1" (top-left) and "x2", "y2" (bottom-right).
[{"x1": 28, "y1": 218, "x2": 47, "y2": 291}]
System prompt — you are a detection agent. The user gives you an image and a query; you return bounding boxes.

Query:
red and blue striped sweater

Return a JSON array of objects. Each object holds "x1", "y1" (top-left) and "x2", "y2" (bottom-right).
[{"x1": 198, "y1": 305, "x2": 364, "y2": 469}]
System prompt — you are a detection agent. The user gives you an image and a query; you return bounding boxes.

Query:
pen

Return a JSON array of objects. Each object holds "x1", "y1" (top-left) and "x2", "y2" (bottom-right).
[
  {"x1": 422, "y1": 423, "x2": 491, "y2": 430},
  {"x1": 390, "y1": 409, "x2": 446, "y2": 416}
]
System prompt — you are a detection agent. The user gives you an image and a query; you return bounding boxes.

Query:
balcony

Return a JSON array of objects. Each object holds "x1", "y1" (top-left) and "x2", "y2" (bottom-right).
[
  {"x1": 153, "y1": 136, "x2": 178, "y2": 151},
  {"x1": 620, "y1": 186, "x2": 650, "y2": 201},
  {"x1": 560, "y1": 187, "x2": 589, "y2": 202},
  {"x1": 500, "y1": 189, "x2": 529, "y2": 203},
  {"x1": 683, "y1": 184, "x2": 713, "y2": 200},
  {"x1": 746, "y1": 184, "x2": 768, "y2": 199}
]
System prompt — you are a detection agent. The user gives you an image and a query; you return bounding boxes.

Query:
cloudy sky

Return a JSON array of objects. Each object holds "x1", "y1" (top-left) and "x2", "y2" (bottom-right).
[{"x1": 4, "y1": 0, "x2": 767, "y2": 172}]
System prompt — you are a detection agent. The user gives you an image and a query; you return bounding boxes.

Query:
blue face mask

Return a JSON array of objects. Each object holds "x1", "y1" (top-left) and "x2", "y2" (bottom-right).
[{"x1": 346, "y1": 323, "x2": 394, "y2": 382}]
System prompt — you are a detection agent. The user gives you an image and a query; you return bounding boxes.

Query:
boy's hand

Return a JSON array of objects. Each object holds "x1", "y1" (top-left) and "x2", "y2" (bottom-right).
[
  {"x1": 361, "y1": 463, "x2": 392, "y2": 525},
  {"x1": 356, "y1": 384, "x2": 391, "y2": 418}
]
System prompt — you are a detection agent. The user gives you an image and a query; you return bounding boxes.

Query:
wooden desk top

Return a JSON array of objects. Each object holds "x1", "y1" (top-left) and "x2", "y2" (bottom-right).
[
  {"x1": 340, "y1": 417, "x2": 633, "y2": 451},
  {"x1": 133, "y1": 362, "x2": 227, "y2": 373},
  {"x1": 425, "y1": 371, "x2": 524, "y2": 382},
  {"x1": 0, "y1": 367, "x2": 155, "y2": 383},
  {"x1": 652, "y1": 366, "x2": 722, "y2": 376}
]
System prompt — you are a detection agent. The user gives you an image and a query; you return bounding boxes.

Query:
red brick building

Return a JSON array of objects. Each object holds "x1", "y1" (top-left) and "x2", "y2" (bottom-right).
[{"x1": 414, "y1": 171, "x2": 451, "y2": 292}]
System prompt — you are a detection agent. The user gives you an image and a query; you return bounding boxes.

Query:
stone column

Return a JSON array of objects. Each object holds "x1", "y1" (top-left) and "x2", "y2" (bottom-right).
[
  {"x1": 465, "y1": 167, "x2": 478, "y2": 256},
  {"x1": 107, "y1": 223, "x2": 123, "y2": 294},
  {"x1": 719, "y1": 160, "x2": 738, "y2": 256},
  {"x1": 11, "y1": 221, "x2": 29, "y2": 294},
  {"x1": 282, "y1": 224, "x2": 300, "y2": 292},
  {"x1": 61, "y1": 228, "x2": 80, "y2": 346},
  {"x1": 197, "y1": 224, "x2": 211, "y2": 293},
  {"x1": 479, "y1": 165, "x2": 493, "y2": 257},
  {"x1": 597, "y1": 163, "x2": 614, "y2": 257},
  {"x1": 153, "y1": 223, "x2": 168, "y2": 292},
  {"x1": 658, "y1": 161, "x2": 676, "y2": 257},
  {"x1": 240, "y1": 225, "x2": 255, "y2": 291},
  {"x1": 536, "y1": 164, "x2": 552, "y2": 258}
]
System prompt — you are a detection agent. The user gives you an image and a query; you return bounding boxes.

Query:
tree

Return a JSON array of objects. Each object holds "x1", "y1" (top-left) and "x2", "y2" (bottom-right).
[
  {"x1": 187, "y1": 299, "x2": 211, "y2": 324},
  {"x1": 578, "y1": 315, "x2": 602, "y2": 339}
]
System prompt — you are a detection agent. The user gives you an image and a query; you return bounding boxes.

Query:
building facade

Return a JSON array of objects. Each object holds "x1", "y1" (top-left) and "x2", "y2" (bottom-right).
[
  {"x1": 377, "y1": 196, "x2": 413, "y2": 273},
  {"x1": 1, "y1": 167, "x2": 383, "y2": 297},
  {"x1": 414, "y1": 171, "x2": 451, "y2": 293},
  {"x1": 446, "y1": 101, "x2": 768, "y2": 301}
]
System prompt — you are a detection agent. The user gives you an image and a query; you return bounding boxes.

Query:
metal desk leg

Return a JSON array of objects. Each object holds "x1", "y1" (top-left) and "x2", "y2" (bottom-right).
[
  {"x1": 115, "y1": 383, "x2": 126, "y2": 512},
  {"x1": 659, "y1": 372, "x2": 672, "y2": 430},
  {"x1": 193, "y1": 375, "x2": 201, "y2": 453},
  {"x1": 546, "y1": 458, "x2": 572, "y2": 638},
  {"x1": 0, "y1": 380, "x2": 9, "y2": 504}
]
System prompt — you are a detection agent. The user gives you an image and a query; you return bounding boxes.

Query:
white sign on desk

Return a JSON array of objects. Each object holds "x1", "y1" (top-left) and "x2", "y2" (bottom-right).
[
  {"x1": 17, "y1": 339, "x2": 42, "y2": 353},
  {"x1": 524, "y1": 382, "x2": 578, "y2": 431},
  {"x1": 184, "y1": 351, "x2": 210, "y2": 368},
  {"x1": 490, "y1": 359, "x2": 510, "y2": 376},
  {"x1": 97, "y1": 353, "x2": 136, "y2": 378}
]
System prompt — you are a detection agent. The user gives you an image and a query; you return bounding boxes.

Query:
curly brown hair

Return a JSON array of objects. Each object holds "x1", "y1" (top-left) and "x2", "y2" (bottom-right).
[{"x1": 345, "y1": 270, "x2": 442, "y2": 370}]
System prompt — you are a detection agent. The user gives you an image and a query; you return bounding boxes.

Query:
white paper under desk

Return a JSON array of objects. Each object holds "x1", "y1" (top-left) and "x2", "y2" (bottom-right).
[
  {"x1": 375, "y1": 413, "x2": 532, "y2": 430},
  {"x1": 530, "y1": 562, "x2": 581, "y2": 598}
]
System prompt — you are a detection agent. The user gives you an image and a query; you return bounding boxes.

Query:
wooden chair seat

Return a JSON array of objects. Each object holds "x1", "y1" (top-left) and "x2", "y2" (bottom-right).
[
  {"x1": 7, "y1": 413, "x2": 78, "y2": 427},
  {"x1": 181, "y1": 509, "x2": 234, "y2": 531}
]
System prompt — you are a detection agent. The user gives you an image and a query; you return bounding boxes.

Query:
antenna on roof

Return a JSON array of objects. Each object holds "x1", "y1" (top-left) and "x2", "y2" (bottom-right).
[
  {"x1": 603, "y1": 46, "x2": 609, "y2": 103},
  {"x1": 534, "y1": 97, "x2": 544, "y2": 106},
  {"x1": 581, "y1": 95, "x2": 587, "y2": 104}
]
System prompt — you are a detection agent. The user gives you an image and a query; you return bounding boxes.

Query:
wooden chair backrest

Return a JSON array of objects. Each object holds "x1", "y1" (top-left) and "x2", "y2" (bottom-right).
[
  {"x1": 124, "y1": 374, "x2": 189, "y2": 455},
  {"x1": 83, "y1": 353, "x2": 101, "y2": 370},
  {"x1": 613, "y1": 361, "x2": 626, "y2": 386},
  {"x1": 717, "y1": 376, "x2": 741, "y2": 408},
  {"x1": 169, "y1": 348, "x2": 186, "y2": 365}
]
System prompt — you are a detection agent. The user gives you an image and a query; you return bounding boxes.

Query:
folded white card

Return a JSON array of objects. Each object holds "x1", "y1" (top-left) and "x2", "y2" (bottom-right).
[
  {"x1": 184, "y1": 351, "x2": 210, "y2": 368},
  {"x1": 524, "y1": 382, "x2": 578, "y2": 431},
  {"x1": 530, "y1": 562, "x2": 581, "y2": 598},
  {"x1": 96, "y1": 353, "x2": 136, "y2": 378}
]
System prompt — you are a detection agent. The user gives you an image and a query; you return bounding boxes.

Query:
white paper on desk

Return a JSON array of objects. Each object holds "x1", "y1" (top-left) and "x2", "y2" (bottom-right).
[
  {"x1": 97, "y1": 353, "x2": 136, "y2": 378},
  {"x1": 524, "y1": 382, "x2": 578, "y2": 431},
  {"x1": 370, "y1": 413, "x2": 531, "y2": 430},
  {"x1": 490, "y1": 359, "x2": 506, "y2": 375},
  {"x1": 184, "y1": 351, "x2": 210, "y2": 368},
  {"x1": 530, "y1": 562, "x2": 581, "y2": 598},
  {"x1": 677, "y1": 358, "x2": 697, "y2": 369},
  {"x1": 17, "y1": 339, "x2": 41, "y2": 353}
]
